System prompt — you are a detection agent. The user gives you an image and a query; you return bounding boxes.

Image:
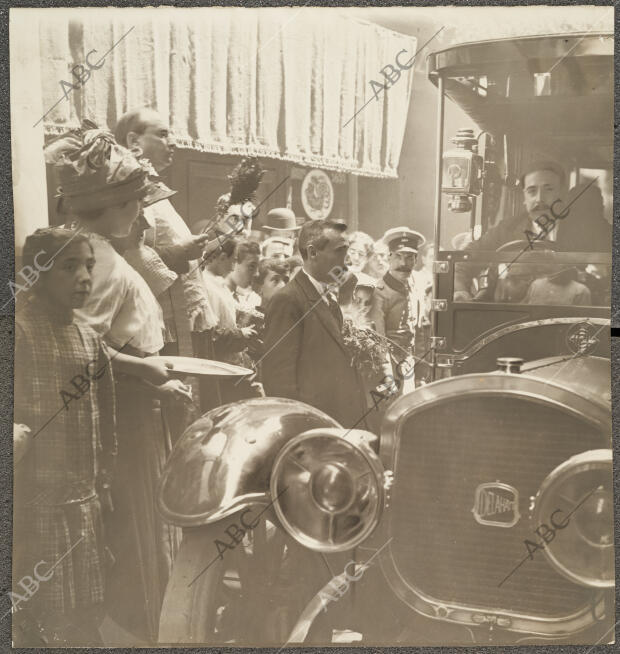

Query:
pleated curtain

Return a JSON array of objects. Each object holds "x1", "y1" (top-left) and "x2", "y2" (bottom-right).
[{"x1": 38, "y1": 8, "x2": 417, "y2": 178}]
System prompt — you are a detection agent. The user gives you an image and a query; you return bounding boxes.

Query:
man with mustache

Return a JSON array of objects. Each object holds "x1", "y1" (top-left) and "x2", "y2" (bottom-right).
[
  {"x1": 368, "y1": 228, "x2": 426, "y2": 394},
  {"x1": 453, "y1": 161, "x2": 611, "y2": 300},
  {"x1": 470, "y1": 161, "x2": 567, "y2": 253}
]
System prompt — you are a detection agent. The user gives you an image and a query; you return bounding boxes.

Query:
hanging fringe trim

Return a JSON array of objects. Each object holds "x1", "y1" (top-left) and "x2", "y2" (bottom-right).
[{"x1": 43, "y1": 124, "x2": 398, "y2": 179}]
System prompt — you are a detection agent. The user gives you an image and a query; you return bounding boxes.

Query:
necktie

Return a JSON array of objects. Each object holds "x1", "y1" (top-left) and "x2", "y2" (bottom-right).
[{"x1": 325, "y1": 290, "x2": 343, "y2": 328}]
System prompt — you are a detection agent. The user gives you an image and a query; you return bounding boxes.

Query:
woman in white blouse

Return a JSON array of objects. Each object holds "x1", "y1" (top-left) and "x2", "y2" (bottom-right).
[{"x1": 49, "y1": 127, "x2": 188, "y2": 643}]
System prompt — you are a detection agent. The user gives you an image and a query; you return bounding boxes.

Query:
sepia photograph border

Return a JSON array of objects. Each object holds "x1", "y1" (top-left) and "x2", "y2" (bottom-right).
[{"x1": 0, "y1": 0, "x2": 618, "y2": 652}]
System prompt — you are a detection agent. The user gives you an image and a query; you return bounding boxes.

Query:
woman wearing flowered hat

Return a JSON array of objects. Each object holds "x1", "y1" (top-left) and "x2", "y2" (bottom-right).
[{"x1": 46, "y1": 127, "x2": 186, "y2": 643}]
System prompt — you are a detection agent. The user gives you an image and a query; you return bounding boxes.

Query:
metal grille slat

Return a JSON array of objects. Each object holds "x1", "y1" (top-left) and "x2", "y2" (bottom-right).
[{"x1": 390, "y1": 396, "x2": 604, "y2": 616}]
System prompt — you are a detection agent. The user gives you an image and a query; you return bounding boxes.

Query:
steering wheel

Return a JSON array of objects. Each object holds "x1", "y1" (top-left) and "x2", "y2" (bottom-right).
[
  {"x1": 489, "y1": 240, "x2": 560, "y2": 302},
  {"x1": 458, "y1": 240, "x2": 560, "y2": 302},
  {"x1": 496, "y1": 239, "x2": 559, "y2": 253},
  {"x1": 470, "y1": 240, "x2": 559, "y2": 302}
]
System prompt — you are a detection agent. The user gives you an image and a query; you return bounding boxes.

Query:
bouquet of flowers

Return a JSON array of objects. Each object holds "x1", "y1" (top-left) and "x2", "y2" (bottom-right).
[{"x1": 341, "y1": 303, "x2": 390, "y2": 378}]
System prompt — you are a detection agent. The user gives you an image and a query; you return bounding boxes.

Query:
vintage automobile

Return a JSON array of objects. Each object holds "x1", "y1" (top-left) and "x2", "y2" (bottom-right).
[{"x1": 157, "y1": 31, "x2": 614, "y2": 646}]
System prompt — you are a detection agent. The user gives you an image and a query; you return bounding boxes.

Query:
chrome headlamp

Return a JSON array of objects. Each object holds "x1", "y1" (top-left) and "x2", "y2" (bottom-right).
[
  {"x1": 270, "y1": 429, "x2": 385, "y2": 552},
  {"x1": 533, "y1": 449, "x2": 613, "y2": 588}
]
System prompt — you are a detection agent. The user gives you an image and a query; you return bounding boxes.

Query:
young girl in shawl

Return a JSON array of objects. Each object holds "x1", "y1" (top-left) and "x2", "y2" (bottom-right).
[
  {"x1": 13, "y1": 228, "x2": 115, "y2": 646},
  {"x1": 47, "y1": 128, "x2": 188, "y2": 643}
]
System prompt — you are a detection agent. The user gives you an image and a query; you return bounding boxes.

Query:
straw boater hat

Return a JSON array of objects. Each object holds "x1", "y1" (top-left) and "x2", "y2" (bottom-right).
[{"x1": 262, "y1": 208, "x2": 302, "y2": 233}]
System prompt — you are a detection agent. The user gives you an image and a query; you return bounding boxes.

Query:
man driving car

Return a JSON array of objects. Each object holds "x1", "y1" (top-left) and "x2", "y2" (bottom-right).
[{"x1": 454, "y1": 161, "x2": 611, "y2": 300}]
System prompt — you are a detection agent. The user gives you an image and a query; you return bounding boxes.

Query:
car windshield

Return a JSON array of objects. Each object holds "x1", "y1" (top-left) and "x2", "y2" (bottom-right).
[
  {"x1": 444, "y1": 171, "x2": 612, "y2": 253},
  {"x1": 447, "y1": 171, "x2": 612, "y2": 306},
  {"x1": 453, "y1": 255, "x2": 610, "y2": 307}
]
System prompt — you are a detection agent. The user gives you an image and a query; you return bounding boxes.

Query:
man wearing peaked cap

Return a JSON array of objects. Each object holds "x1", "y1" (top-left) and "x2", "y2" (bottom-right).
[
  {"x1": 368, "y1": 227, "x2": 426, "y2": 394},
  {"x1": 381, "y1": 227, "x2": 426, "y2": 254}
]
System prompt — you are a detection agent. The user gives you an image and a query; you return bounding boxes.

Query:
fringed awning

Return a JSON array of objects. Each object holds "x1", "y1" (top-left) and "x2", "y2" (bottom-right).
[{"x1": 38, "y1": 8, "x2": 416, "y2": 178}]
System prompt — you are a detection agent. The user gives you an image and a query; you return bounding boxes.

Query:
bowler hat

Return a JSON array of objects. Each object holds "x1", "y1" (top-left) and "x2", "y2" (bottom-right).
[{"x1": 263, "y1": 208, "x2": 302, "y2": 232}]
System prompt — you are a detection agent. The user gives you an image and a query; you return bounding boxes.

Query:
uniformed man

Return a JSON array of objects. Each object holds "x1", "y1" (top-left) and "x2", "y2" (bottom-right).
[{"x1": 368, "y1": 227, "x2": 426, "y2": 394}]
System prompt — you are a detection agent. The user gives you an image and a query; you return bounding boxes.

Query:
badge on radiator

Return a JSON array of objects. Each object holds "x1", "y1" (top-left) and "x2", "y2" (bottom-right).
[
  {"x1": 472, "y1": 482, "x2": 520, "y2": 528},
  {"x1": 565, "y1": 321, "x2": 599, "y2": 355}
]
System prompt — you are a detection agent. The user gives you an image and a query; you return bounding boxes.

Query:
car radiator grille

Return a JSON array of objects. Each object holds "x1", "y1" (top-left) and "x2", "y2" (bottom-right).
[{"x1": 390, "y1": 396, "x2": 606, "y2": 617}]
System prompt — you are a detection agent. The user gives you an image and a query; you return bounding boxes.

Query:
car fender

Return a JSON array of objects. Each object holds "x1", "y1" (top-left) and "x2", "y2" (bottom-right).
[{"x1": 158, "y1": 397, "x2": 341, "y2": 527}]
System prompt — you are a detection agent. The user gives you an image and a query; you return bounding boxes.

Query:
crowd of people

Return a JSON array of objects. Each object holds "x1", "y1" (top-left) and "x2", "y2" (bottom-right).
[
  {"x1": 11, "y1": 109, "x2": 434, "y2": 646},
  {"x1": 12, "y1": 107, "x2": 610, "y2": 646}
]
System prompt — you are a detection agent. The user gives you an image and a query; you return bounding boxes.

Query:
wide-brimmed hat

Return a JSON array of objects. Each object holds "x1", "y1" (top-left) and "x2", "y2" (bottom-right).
[
  {"x1": 143, "y1": 179, "x2": 177, "y2": 207},
  {"x1": 136, "y1": 158, "x2": 177, "y2": 208},
  {"x1": 263, "y1": 208, "x2": 302, "y2": 232},
  {"x1": 49, "y1": 128, "x2": 151, "y2": 214}
]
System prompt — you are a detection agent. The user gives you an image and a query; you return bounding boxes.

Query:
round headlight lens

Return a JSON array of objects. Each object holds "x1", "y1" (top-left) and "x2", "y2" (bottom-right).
[
  {"x1": 311, "y1": 463, "x2": 356, "y2": 513},
  {"x1": 573, "y1": 486, "x2": 614, "y2": 548},
  {"x1": 270, "y1": 429, "x2": 384, "y2": 552},
  {"x1": 533, "y1": 449, "x2": 613, "y2": 588}
]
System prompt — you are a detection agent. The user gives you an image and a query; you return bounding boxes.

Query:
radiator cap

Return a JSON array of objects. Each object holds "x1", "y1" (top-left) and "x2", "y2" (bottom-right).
[{"x1": 496, "y1": 357, "x2": 524, "y2": 373}]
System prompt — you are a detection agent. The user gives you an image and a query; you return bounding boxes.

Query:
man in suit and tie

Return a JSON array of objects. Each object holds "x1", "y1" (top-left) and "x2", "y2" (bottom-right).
[{"x1": 261, "y1": 219, "x2": 368, "y2": 428}]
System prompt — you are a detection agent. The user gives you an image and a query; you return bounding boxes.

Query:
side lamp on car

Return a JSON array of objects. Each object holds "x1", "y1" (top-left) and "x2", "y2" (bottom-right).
[
  {"x1": 270, "y1": 429, "x2": 385, "y2": 553},
  {"x1": 441, "y1": 128, "x2": 484, "y2": 212}
]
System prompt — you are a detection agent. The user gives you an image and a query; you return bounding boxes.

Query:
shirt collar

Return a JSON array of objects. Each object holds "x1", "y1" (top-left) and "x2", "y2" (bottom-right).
[
  {"x1": 302, "y1": 268, "x2": 331, "y2": 303},
  {"x1": 530, "y1": 218, "x2": 558, "y2": 242}
]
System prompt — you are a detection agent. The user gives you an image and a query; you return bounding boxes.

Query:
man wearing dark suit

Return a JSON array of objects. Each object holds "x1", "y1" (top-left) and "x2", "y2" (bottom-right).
[
  {"x1": 454, "y1": 161, "x2": 611, "y2": 299},
  {"x1": 261, "y1": 220, "x2": 368, "y2": 428}
]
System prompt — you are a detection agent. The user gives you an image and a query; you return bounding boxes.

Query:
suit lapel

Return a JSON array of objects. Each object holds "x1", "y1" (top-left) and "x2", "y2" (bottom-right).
[{"x1": 294, "y1": 271, "x2": 350, "y2": 357}]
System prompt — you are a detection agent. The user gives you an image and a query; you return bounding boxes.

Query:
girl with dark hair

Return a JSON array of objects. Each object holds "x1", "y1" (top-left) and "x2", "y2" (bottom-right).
[
  {"x1": 46, "y1": 128, "x2": 186, "y2": 643},
  {"x1": 13, "y1": 228, "x2": 115, "y2": 646}
]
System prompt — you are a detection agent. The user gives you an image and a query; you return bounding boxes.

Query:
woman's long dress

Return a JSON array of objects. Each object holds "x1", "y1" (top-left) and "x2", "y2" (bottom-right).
[{"x1": 75, "y1": 233, "x2": 181, "y2": 643}]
